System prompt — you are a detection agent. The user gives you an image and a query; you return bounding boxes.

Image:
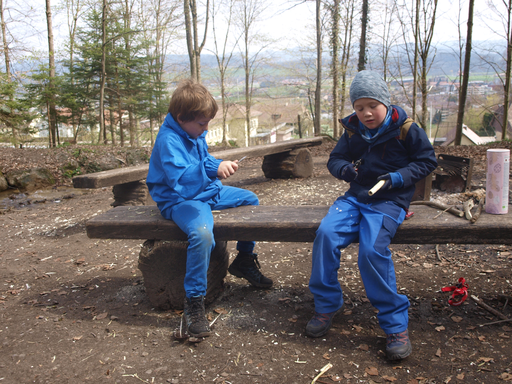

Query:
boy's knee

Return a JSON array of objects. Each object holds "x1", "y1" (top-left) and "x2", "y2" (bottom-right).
[
  {"x1": 245, "y1": 191, "x2": 259, "y2": 205},
  {"x1": 190, "y1": 226, "x2": 214, "y2": 248}
]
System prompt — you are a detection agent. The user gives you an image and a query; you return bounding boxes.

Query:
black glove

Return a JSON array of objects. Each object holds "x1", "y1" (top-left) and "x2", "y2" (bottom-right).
[
  {"x1": 377, "y1": 173, "x2": 392, "y2": 190},
  {"x1": 341, "y1": 164, "x2": 358, "y2": 182}
]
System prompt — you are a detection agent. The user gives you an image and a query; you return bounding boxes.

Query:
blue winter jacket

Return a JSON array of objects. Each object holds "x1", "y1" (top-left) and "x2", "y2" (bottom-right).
[
  {"x1": 331, "y1": 105, "x2": 438, "y2": 209},
  {"x1": 146, "y1": 113, "x2": 223, "y2": 215}
]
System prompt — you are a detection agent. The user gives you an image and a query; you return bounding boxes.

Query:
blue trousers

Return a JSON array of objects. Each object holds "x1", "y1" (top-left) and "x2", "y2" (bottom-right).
[
  {"x1": 309, "y1": 195, "x2": 409, "y2": 334},
  {"x1": 161, "y1": 186, "x2": 258, "y2": 298}
]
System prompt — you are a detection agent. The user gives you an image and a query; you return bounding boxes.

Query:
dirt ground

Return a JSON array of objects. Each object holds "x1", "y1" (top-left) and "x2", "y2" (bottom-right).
[{"x1": 0, "y1": 141, "x2": 511, "y2": 384}]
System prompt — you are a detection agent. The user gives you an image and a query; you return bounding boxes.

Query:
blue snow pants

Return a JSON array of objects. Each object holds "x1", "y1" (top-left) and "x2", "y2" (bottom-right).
[
  {"x1": 161, "y1": 186, "x2": 258, "y2": 298},
  {"x1": 309, "y1": 194, "x2": 410, "y2": 334}
]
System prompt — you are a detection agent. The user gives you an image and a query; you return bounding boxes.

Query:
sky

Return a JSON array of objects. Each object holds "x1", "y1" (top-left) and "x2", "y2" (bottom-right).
[{"x1": 9, "y1": 0, "x2": 508, "y2": 59}]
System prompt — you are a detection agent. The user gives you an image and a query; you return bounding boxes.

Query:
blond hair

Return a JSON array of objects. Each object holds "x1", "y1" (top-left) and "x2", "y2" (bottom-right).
[{"x1": 168, "y1": 79, "x2": 218, "y2": 122}]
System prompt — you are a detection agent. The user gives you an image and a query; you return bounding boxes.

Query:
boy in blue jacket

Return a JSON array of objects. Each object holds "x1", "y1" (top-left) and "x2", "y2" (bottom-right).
[
  {"x1": 146, "y1": 79, "x2": 272, "y2": 338},
  {"x1": 305, "y1": 70, "x2": 437, "y2": 360}
]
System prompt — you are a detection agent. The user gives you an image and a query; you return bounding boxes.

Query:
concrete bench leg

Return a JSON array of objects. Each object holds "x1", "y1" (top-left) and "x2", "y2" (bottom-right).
[{"x1": 138, "y1": 240, "x2": 229, "y2": 310}]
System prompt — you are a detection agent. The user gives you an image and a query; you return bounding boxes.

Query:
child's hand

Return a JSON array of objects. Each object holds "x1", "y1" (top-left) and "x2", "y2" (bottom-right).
[
  {"x1": 341, "y1": 164, "x2": 358, "y2": 182},
  {"x1": 217, "y1": 160, "x2": 239, "y2": 179},
  {"x1": 376, "y1": 174, "x2": 392, "y2": 190}
]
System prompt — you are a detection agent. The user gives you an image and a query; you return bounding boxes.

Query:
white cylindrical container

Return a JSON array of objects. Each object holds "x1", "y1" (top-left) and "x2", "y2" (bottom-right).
[{"x1": 485, "y1": 149, "x2": 510, "y2": 214}]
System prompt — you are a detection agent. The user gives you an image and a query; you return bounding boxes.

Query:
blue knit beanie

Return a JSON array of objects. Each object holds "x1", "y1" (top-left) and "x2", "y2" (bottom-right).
[{"x1": 349, "y1": 70, "x2": 391, "y2": 109}]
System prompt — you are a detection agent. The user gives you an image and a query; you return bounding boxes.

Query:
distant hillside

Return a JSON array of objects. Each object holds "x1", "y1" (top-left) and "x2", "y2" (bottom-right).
[{"x1": 10, "y1": 39, "x2": 507, "y2": 82}]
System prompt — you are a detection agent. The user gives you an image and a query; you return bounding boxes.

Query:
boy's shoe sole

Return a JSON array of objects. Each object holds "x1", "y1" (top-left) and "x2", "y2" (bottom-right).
[{"x1": 386, "y1": 343, "x2": 412, "y2": 360}]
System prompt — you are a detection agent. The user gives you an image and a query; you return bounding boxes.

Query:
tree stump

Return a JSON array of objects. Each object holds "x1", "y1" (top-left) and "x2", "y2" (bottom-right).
[
  {"x1": 112, "y1": 180, "x2": 150, "y2": 207},
  {"x1": 262, "y1": 148, "x2": 313, "y2": 179},
  {"x1": 138, "y1": 240, "x2": 229, "y2": 310}
]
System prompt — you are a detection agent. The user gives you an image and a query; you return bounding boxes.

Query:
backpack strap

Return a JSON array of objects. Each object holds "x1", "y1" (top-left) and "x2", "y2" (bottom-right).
[
  {"x1": 344, "y1": 117, "x2": 415, "y2": 140},
  {"x1": 399, "y1": 117, "x2": 414, "y2": 141}
]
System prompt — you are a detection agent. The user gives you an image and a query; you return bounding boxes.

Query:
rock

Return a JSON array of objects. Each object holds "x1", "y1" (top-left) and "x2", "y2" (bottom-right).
[
  {"x1": 0, "y1": 173, "x2": 8, "y2": 192},
  {"x1": 5, "y1": 168, "x2": 56, "y2": 192}
]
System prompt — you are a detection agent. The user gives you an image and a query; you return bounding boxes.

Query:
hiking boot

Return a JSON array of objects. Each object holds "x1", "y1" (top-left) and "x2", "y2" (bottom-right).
[
  {"x1": 183, "y1": 295, "x2": 211, "y2": 338},
  {"x1": 305, "y1": 311, "x2": 338, "y2": 338},
  {"x1": 386, "y1": 329, "x2": 412, "y2": 360},
  {"x1": 228, "y1": 252, "x2": 273, "y2": 288}
]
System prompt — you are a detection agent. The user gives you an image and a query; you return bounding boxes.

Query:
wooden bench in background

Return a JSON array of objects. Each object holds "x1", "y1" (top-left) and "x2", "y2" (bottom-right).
[
  {"x1": 86, "y1": 204, "x2": 512, "y2": 310},
  {"x1": 72, "y1": 137, "x2": 324, "y2": 206}
]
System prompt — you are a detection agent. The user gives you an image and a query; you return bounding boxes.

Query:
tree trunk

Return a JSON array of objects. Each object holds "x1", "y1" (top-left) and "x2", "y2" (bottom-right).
[
  {"x1": 184, "y1": 0, "x2": 197, "y2": 79},
  {"x1": 339, "y1": 0, "x2": 354, "y2": 128},
  {"x1": 357, "y1": 0, "x2": 368, "y2": 71},
  {"x1": 99, "y1": 0, "x2": 107, "y2": 145},
  {"x1": 1, "y1": 0, "x2": 17, "y2": 146},
  {"x1": 138, "y1": 240, "x2": 229, "y2": 310},
  {"x1": 46, "y1": 0, "x2": 57, "y2": 148},
  {"x1": 455, "y1": 0, "x2": 474, "y2": 146},
  {"x1": 502, "y1": 0, "x2": 512, "y2": 141},
  {"x1": 412, "y1": 0, "x2": 420, "y2": 121},
  {"x1": 330, "y1": 0, "x2": 340, "y2": 138},
  {"x1": 314, "y1": 0, "x2": 322, "y2": 135}
]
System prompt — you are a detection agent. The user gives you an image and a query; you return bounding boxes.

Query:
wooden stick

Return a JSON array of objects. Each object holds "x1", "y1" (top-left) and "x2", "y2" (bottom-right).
[
  {"x1": 470, "y1": 295, "x2": 509, "y2": 320},
  {"x1": 470, "y1": 197, "x2": 485, "y2": 224},
  {"x1": 479, "y1": 318, "x2": 512, "y2": 327},
  {"x1": 311, "y1": 363, "x2": 333, "y2": 384},
  {"x1": 433, "y1": 205, "x2": 454, "y2": 219},
  {"x1": 368, "y1": 180, "x2": 385, "y2": 196},
  {"x1": 463, "y1": 199, "x2": 474, "y2": 220},
  {"x1": 498, "y1": 294, "x2": 512, "y2": 303},
  {"x1": 410, "y1": 200, "x2": 464, "y2": 217}
]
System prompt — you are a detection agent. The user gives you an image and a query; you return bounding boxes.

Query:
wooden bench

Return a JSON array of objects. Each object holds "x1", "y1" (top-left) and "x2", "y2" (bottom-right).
[
  {"x1": 72, "y1": 137, "x2": 324, "y2": 206},
  {"x1": 86, "y1": 204, "x2": 512, "y2": 310}
]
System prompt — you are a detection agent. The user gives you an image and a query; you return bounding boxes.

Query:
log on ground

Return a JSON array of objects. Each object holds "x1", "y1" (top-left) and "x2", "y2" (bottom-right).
[{"x1": 262, "y1": 148, "x2": 313, "y2": 178}]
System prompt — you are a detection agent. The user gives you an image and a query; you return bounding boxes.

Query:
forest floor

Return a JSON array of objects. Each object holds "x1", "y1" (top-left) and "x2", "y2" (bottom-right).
[{"x1": 0, "y1": 140, "x2": 511, "y2": 384}]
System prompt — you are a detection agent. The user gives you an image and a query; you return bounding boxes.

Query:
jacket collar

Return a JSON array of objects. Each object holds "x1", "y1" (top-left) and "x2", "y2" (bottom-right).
[{"x1": 164, "y1": 113, "x2": 207, "y2": 142}]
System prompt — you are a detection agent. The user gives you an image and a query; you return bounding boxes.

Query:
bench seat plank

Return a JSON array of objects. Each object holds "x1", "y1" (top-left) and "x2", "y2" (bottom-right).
[
  {"x1": 86, "y1": 205, "x2": 512, "y2": 244},
  {"x1": 73, "y1": 137, "x2": 324, "y2": 189}
]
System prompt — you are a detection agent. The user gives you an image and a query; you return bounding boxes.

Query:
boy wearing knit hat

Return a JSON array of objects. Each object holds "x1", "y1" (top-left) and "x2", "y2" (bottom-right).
[{"x1": 305, "y1": 70, "x2": 437, "y2": 360}]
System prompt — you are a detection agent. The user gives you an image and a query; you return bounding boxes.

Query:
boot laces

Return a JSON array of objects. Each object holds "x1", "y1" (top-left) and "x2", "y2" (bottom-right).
[
  {"x1": 387, "y1": 330, "x2": 409, "y2": 346},
  {"x1": 309, "y1": 312, "x2": 335, "y2": 327},
  {"x1": 186, "y1": 297, "x2": 206, "y2": 323}
]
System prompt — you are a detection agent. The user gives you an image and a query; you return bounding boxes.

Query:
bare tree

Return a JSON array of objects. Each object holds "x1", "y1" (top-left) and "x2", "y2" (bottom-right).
[
  {"x1": 370, "y1": 0, "x2": 400, "y2": 80},
  {"x1": 139, "y1": 0, "x2": 181, "y2": 146},
  {"x1": 314, "y1": 0, "x2": 322, "y2": 135},
  {"x1": 357, "y1": 0, "x2": 368, "y2": 71},
  {"x1": 46, "y1": 0, "x2": 58, "y2": 147},
  {"x1": 98, "y1": 0, "x2": 107, "y2": 144},
  {"x1": 0, "y1": 0, "x2": 16, "y2": 144},
  {"x1": 339, "y1": 0, "x2": 355, "y2": 121},
  {"x1": 184, "y1": 0, "x2": 210, "y2": 82},
  {"x1": 210, "y1": 0, "x2": 240, "y2": 146},
  {"x1": 395, "y1": 0, "x2": 438, "y2": 130},
  {"x1": 235, "y1": 0, "x2": 269, "y2": 146},
  {"x1": 65, "y1": 0, "x2": 85, "y2": 140},
  {"x1": 454, "y1": 0, "x2": 474, "y2": 145},
  {"x1": 328, "y1": 0, "x2": 340, "y2": 138},
  {"x1": 412, "y1": 0, "x2": 419, "y2": 121},
  {"x1": 485, "y1": 0, "x2": 512, "y2": 141}
]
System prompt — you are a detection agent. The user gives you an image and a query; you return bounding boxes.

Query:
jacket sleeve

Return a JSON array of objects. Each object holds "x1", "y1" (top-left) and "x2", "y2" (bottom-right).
[
  {"x1": 327, "y1": 132, "x2": 356, "y2": 179},
  {"x1": 398, "y1": 123, "x2": 438, "y2": 188},
  {"x1": 159, "y1": 138, "x2": 218, "y2": 200}
]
